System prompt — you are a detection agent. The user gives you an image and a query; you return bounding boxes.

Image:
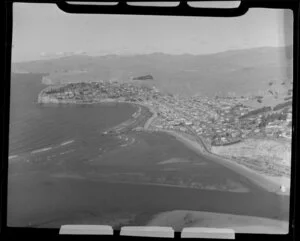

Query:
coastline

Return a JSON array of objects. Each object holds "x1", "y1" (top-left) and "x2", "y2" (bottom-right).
[
  {"x1": 137, "y1": 104, "x2": 290, "y2": 195},
  {"x1": 146, "y1": 210, "x2": 288, "y2": 234},
  {"x1": 153, "y1": 129, "x2": 290, "y2": 195},
  {"x1": 37, "y1": 89, "x2": 290, "y2": 195}
]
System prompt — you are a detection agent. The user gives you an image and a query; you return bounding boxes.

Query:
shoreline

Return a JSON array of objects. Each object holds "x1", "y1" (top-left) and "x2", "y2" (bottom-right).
[
  {"x1": 152, "y1": 129, "x2": 290, "y2": 195},
  {"x1": 136, "y1": 102, "x2": 291, "y2": 196},
  {"x1": 146, "y1": 210, "x2": 288, "y2": 234},
  {"x1": 37, "y1": 92, "x2": 290, "y2": 195}
]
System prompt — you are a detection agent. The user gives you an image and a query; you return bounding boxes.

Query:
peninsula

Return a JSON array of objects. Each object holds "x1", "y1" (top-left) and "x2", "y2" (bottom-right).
[{"x1": 38, "y1": 80, "x2": 292, "y2": 194}]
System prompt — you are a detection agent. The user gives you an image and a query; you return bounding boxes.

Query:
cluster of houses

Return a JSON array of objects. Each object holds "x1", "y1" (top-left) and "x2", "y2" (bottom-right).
[
  {"x1": 148, "y1": 91, "x2": 292, "y2": 145},
  {"x1": 42, "y1": 81, "x2": 293, "y2": 145}
]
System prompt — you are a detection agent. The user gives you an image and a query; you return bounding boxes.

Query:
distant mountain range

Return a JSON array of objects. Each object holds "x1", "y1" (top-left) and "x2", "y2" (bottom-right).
[{"x1": 12, "y1": 46, "x2": 293, "y2": 97}]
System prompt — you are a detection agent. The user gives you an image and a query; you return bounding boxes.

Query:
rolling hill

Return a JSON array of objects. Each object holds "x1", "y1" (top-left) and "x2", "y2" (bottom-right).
[{"x1": 12, "y1": 46, "x2": 293, "y2": 98}]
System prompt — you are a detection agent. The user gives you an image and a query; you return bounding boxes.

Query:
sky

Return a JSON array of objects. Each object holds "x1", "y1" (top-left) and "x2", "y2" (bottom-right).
[{"x1": 12, "y1": 2, "x2": 293, "y2": 62}]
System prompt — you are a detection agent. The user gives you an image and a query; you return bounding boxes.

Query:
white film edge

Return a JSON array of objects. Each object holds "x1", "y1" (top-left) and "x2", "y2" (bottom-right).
[
  {"x1": 120, "y1": 226, "x2": 175, "y2": 238},
  {"x1": 59, "y1": 225, "x2": 114, "y2": 235},
  {"x1": 59, "y1": 225, "x2": 235, "y2": 239},
  {"x1": 181, "y1": 227, "x2": 235, "y2": 239}
]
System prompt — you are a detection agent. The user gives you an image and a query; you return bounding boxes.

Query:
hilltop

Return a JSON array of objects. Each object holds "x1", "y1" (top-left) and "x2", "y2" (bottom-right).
[{"x1": 12, "y1": 46, "x2": 293, "y2": 97}]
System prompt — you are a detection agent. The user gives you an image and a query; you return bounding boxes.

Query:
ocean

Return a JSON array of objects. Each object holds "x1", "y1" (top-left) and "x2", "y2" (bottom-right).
[{"x1": 7, "y1": 73, "x2": 289, "y2": 229}]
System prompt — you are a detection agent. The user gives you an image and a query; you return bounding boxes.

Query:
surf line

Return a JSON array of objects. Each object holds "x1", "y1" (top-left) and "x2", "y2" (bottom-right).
[
  {"x1": 60, "y1": 140, "x2": 75, "y2": 146},
  {"x1": 31, "y1": 147, "x2": 53, "y2": 154},
  {"x1": 9, "y1": 155, "x2": 18, "y2": 160}
]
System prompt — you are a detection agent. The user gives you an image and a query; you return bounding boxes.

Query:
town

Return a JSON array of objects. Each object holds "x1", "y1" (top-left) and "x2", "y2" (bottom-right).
[{"x1": 38, "y1": 80, "x2": 292, "y2": 149}]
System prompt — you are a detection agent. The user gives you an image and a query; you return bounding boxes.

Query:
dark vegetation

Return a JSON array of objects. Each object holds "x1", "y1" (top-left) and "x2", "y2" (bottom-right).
[
  {"x1": 273, "y1": 101, "x2": 292, "y2": 111},
  {"x1": 259, "y1": 112, "x2": 287, "y2": 128},
  {"x1": 240, "y1": 106, "x2": 272, "y2": 119}
]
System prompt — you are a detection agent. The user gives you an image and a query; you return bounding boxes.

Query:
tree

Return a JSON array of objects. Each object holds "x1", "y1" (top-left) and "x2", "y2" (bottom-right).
[{"x1": 259, "y1": 118, "x2": 268, "y2": 128}]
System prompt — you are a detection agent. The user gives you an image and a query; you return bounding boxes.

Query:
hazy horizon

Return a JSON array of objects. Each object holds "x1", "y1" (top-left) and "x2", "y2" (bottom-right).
[
  {"x1": 12, "y1": 45, "x2": 293, "y2": 64},
  {"x1": 12, "y1": 3, "x2": 293, "y2": 62}
]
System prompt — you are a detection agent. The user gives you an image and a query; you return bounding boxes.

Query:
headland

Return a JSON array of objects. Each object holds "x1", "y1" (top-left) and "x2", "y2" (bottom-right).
[{"x1": 37, "y1": 81, "x2": 291, "y2": 195}]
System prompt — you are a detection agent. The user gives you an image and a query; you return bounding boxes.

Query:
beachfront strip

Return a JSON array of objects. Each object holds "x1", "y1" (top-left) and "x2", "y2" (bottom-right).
[{"x1": 38, "y1": 81, "x2": 292, "y2": 178}]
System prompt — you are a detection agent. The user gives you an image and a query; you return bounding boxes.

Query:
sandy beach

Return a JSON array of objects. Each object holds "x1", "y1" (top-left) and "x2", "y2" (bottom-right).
[
  {"x1": 146, "y1": 210, "x2": 288, "y2": 234},
  {"x1": 140, "y1": 103, "x2": 290, "y2": 196},
  {"x1": 155, "y1": 129, "x2": 290, "y2": 196}
]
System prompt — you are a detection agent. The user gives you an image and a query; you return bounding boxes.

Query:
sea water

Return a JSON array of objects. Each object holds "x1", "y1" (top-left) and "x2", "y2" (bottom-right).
[{"x1": 7, "y1": 73, "x2": 289, "y2": 228}]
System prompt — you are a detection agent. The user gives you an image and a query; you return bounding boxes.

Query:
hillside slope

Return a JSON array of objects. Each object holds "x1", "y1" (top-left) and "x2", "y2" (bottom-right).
[{"x1": 12, "y1": 46, "x2": 293, "y2": 97}]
